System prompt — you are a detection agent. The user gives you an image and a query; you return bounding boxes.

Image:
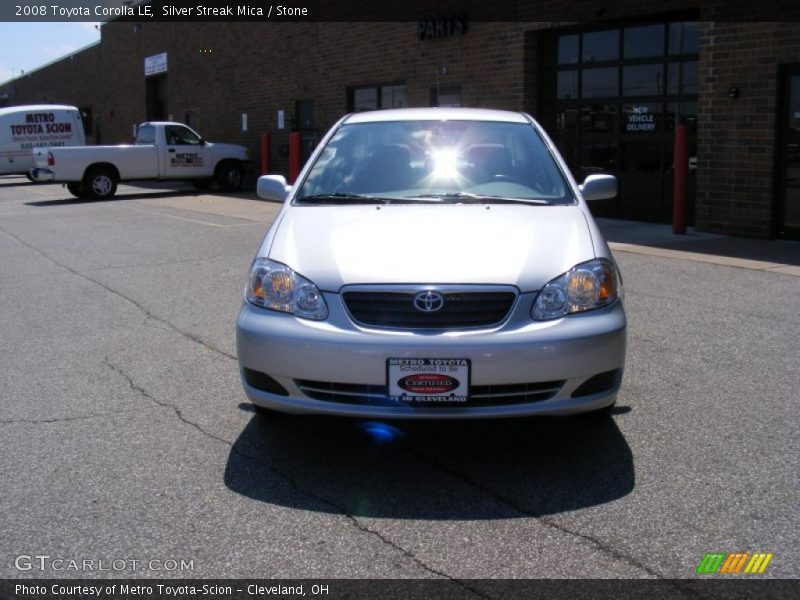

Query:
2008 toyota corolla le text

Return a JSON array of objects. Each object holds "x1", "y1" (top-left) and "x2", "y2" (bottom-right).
[{"x1": 235, "y1": 108, "x2": 626, "y2": 419}]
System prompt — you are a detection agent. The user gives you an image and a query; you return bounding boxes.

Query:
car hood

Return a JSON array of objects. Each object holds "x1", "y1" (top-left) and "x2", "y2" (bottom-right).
[{"x1": 267, "y1": 204, "x2": 596, "y2": 292}]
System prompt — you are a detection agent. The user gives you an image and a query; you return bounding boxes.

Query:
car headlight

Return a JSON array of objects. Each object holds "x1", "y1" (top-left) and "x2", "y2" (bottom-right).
[
  {"x1": 532, "y1": 258, "x2": 620, "y2": 320},
  {"x1": 245, "y1": 258, "x2": 328, "y2": 320}
]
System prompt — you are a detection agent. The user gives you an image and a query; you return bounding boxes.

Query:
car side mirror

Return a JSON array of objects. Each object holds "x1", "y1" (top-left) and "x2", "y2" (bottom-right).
[
  {"x1": 199, "y1": 138, "x2": 206, "y2": 146},
  {"x1": 257, "y1": 175, "x2": 291, "y2": 201},
  {"x1": 579, "y1": 174, "x2": 617, "y2": 201}
]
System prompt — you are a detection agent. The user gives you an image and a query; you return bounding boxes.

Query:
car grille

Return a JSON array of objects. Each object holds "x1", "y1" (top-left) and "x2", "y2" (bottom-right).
[
  {"x1": 342, "y1": 290, "x2": 517, "y2": 329},
  {"x1": 294, "y1": 379, "x2": 564, "y2": 408}
]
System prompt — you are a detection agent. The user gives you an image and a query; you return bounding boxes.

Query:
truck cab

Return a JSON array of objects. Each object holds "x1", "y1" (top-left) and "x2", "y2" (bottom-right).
[{"x1": 136, "y1": 122, "x2": 216, "y2": 181}]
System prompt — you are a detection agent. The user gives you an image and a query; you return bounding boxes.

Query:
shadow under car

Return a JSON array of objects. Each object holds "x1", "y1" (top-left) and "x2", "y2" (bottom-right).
[{"x1": 224, "y1": 407, "x2": 634, "y2": 520}]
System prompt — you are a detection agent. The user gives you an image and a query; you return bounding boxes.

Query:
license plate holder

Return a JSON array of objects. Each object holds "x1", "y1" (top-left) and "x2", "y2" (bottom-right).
[{"x1": 387, "y1": 358, "x2": 470, "y2": 404}]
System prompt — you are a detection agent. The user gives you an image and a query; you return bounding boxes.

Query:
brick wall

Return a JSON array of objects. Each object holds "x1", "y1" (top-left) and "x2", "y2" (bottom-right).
[{"x1": 696, "y1": 21, "x2": 800, "y2": 237}]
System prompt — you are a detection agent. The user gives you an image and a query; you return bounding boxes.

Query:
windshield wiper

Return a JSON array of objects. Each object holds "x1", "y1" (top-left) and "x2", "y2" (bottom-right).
[
  {"x1": 296, "y1": 193, "x2": 447, "y2": 205},
  {"x1": 407, "y1": 192, "x2": 550, "y2": 205},
  {"x1": 295, "y1": 193, "x2": 385, "y2": 204}
]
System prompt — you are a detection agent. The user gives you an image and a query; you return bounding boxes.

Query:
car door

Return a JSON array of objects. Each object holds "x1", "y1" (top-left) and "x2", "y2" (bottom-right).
[{"x1": 161, "y1": 124, "x2": 212, "y2": 178}]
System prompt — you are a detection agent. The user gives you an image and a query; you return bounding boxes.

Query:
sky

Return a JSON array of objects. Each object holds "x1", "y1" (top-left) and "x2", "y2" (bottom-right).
[{"x1": 0, "y1": 23, "x2": 101, "y2": 85}]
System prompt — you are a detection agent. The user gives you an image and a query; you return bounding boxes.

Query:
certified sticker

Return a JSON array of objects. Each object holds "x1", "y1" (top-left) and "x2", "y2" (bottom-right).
[{"x1": 398, "y1": 373, "x2": 459, "y2": 394}]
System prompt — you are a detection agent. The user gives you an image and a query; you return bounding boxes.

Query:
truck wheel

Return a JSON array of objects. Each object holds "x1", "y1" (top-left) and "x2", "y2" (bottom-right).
[
  {"x1": 215, "y1": 161, "x2": 243, "y2": 192},
  {"x1": 84, "y1": 166, "x2": 118, "y2": 200},
  {"x1": 66, "y1": 182, "x2": 88, "y2": 198}
]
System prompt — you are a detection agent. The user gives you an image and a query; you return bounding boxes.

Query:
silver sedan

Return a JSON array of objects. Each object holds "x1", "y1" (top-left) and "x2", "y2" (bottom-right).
[{"x1": 236, "y1": 108, "x2": 626, "y2": 418}]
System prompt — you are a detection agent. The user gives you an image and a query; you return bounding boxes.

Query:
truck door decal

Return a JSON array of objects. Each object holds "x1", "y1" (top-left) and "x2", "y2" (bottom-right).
[{"x1": 171, "y1": 152, "x2": 204, "y2": 168}]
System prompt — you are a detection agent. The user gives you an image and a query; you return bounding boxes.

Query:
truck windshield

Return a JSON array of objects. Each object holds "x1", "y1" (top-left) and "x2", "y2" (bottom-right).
[{"x1": 295, "y1": 120, "x2": 573, "y2": 205}]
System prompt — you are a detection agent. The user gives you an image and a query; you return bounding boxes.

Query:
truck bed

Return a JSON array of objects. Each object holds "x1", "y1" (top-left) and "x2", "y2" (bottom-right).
[{"x1": 34, "y1": 145, "x2": 159, "y2": 182}]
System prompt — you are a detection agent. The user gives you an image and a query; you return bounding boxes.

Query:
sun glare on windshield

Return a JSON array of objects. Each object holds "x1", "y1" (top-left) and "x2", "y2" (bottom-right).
[
  {"x1": 431, "y1": 148, "x2": 460, "y2": 179},
  {"x1": 424, "y1": 147, "x2": 470, "y2": 189}
]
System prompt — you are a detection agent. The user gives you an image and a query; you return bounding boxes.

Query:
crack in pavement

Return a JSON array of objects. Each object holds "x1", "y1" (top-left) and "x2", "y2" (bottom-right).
[
  {"x1": 402, "y1": 449, "x2": 662, "y2": 578},
  {"x1": 0, "y1": 409, "x2": 143, "y2": 426},
  {"x1": 101, "y1": 358, "x2": 490, "y2": 596},
  {"x1": 0, "y1": 223, "x2": 237, "y2": 362},
  {"x1": 401, "y1": 450, "x2": 703, "y2": 597}
]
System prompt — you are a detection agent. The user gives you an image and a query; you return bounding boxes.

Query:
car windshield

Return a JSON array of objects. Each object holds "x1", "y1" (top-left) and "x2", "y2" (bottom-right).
[{"x1": 295, "y1": 120, "x2": 574, "y2": 205}]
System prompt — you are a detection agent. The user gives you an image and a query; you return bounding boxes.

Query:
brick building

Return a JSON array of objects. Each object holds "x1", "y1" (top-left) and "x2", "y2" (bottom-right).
[{"x1": 1, "y1": 3, "x2": 799, "y2": 239}]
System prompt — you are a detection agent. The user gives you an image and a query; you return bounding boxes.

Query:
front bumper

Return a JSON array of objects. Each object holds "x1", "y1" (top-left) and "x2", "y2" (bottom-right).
[
  {"x1": 235, "y1": 293, "x2": 627, "y2": 419},
  {"x1": 30, "y1": 168, "x2": 54, "y2": 182}
]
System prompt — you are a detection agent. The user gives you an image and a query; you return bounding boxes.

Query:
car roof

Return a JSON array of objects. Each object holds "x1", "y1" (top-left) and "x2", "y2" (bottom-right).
[
  {"x1": 0, "y1": 104, "x2": 79, "y2": 117},
  {"x1": 343, "y1": 108, "x2": 531, "y2": 124}
]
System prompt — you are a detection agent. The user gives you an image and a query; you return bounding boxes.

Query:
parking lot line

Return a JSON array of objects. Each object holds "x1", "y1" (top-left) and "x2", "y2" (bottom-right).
[{"x1": 117, "y1": 205, "x2": 254, "y2": 228}]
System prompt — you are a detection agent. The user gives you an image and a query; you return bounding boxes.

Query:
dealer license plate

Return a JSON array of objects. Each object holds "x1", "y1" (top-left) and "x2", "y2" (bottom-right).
[{"x1": 387, "y1": 358, "x2": 470, "y2": 404}]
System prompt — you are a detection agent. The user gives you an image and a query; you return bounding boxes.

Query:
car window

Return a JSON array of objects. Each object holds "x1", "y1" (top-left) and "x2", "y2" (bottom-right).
[
  {"x1": 296, "y1": 120, "x2": 573, "y2": 204},
  {"x1": 165, "y1": 125, "x2": 202, "y2": 146},
  {"x1": 135, "y1": 125, "x2": 156, "y2": 145}
]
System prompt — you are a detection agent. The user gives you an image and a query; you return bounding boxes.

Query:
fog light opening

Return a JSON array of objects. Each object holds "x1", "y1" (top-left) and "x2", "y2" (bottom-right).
[
  {"x1": 243, "y1": 368, "x2": 290, "y2": 396},
  {"x1": 571, "y1": 369, "x2": 622, "y2": 398}
]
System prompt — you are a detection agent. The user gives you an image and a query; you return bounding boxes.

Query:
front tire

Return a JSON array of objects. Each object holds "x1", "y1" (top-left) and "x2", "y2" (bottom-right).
[
  {"x1": 83, "y1": 166, "x2": 118, "y2": 200},
  {"x1": 215, "y1": 161, "x2": 243, "y2": 192}
]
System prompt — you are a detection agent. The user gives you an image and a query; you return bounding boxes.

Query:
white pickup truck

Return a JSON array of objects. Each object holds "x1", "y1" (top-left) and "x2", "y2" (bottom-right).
[{"x1": 31, "y1": 121, "x2": 251, "y2": 199}]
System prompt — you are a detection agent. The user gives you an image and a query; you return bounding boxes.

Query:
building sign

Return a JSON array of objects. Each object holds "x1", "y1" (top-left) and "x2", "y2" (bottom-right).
[
  {"x1": 418, "y1": 12, "x2": 468, "y2": 41},
  {"x1": 625, "y1": 105, "x2": 656, "y2": 132},
  {"x1": 144, "y1": 52, "x2": 167, "y2": 76}
]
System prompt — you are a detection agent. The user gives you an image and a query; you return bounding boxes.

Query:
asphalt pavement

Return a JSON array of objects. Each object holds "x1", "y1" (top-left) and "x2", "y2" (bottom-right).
[{"x1": 0, "y1": 176, "x2": 797, "y2": 584}]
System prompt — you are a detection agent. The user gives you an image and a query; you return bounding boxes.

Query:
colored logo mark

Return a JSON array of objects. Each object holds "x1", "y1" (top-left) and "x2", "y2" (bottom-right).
[{"x1": 696, "y1": 552, "x2": 773, "y2": 574}]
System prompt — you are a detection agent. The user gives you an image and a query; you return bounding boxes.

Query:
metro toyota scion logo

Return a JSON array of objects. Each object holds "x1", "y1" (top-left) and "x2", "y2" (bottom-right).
[{"x1": 413, "y1": 291, "x2": 445, "y2": 312}]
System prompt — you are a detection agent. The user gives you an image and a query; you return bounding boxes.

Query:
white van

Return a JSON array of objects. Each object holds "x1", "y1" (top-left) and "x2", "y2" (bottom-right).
[{"x1": 0, "y1": 104, "x2": 86, "y2": 177}]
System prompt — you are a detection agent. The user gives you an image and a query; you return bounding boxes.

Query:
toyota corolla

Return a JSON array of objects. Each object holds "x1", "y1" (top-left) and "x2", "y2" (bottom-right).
[{"x1": 236, "y1": 108, "x2": 626, "y2": 419}]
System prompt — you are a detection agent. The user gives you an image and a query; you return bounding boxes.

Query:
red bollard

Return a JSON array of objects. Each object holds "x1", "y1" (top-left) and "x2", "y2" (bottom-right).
[
  {"x1": 260, "y1": 133, "x2": 271, "y2": 175},
  {"x1": 288, "y1": 132, "x2": 302, "y2": 184},
  {"x1": 672, "y1": 124, "x2": 688, "y2": 234}
]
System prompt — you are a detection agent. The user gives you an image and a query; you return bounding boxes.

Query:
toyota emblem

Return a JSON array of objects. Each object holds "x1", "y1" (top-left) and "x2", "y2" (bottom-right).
[{"x1": 413, "y1": 291, "x2": 445, "y2": 313}]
